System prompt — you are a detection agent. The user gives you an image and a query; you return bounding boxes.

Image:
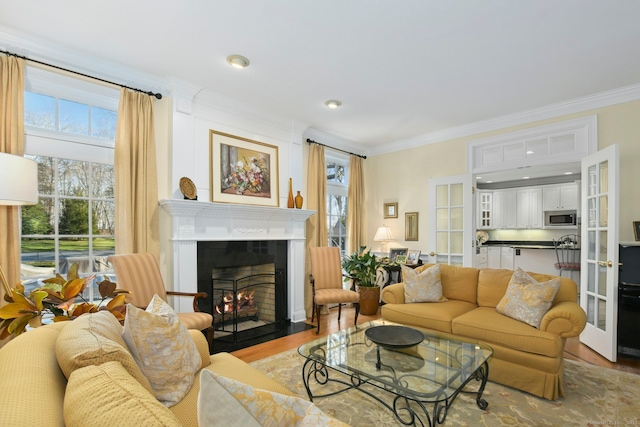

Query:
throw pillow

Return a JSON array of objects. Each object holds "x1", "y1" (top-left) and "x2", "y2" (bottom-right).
[
  {"x1": 64, "y1": 362, "x2": 182, "y2": 427},
  {"x1": 198, "y1": 370, "x2": 349, "y2": 427},
  {"x1": 403, "y1": 263, "x2": 448, "y2": 303},
  {"x1": 122, "y1": 294, "x2": 201, "y2": 407},
  {"x1": 64, "y1": 361, "x2": 181, "y2": 427},
  {"x1": 496, "y1": 267, "x2": 561, "y2": 328},
  {"x1": 55, "y1": 310, "x2": 154, "y2": 394}
]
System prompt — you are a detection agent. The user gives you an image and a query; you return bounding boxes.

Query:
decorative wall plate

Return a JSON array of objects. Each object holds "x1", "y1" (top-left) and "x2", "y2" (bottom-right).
[{"x1": 179, "y1": 177, "x2": 197, "y2": 200}]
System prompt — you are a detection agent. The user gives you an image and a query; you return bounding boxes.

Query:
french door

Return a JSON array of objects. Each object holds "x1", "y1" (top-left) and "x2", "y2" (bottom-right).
[
  {"x1": 427, "y1": 175, "x2": 473, "y2": 266},
  {"x1": 580, "y1": 145, "x2": 619, "y2": 362}
]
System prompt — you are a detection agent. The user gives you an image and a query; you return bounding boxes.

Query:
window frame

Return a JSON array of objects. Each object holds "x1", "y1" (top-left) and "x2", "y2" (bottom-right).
[{"x1": 325, "y1": 152, "x2": 350, "y2": 254}]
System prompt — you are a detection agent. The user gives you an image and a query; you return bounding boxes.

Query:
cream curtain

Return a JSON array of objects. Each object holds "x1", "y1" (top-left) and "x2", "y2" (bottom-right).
[
  {"x1": 114, "y1": 88, "x2": 159, "y2": 257},
  {"x1": 347, "y1": 155, "x2": 365, "y2": 254},
  {"x1": 304, "y1": 143, "x2": 327, "y2": 317},
  {"x1": 0, "y1": 55, "x2": 25, "y2": 304}
]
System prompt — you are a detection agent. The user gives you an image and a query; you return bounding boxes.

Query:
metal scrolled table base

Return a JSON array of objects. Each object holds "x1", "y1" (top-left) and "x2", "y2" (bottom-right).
[{"x1": 301, "y1": 355, "x2": 490, "y2": 427}]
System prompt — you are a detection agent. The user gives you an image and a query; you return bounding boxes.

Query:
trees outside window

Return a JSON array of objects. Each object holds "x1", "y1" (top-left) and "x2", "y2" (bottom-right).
[
  {"x1": 20, "y1": 68, "x2": 119, "y2": 300},
  {"x1": 326, "y1": 155, "x2": 349, "y2": 253}
]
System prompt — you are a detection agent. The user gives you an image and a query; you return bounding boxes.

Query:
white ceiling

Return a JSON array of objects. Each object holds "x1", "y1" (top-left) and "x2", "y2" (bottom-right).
[{"x1": 1, "y1": 0, "x2": 640, "y2": 154}]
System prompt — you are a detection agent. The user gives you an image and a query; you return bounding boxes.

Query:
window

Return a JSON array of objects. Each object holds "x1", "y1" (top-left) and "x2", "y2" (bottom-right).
[
  {"x1": 326, "y1": 154, "x2": 349, "y2": 253},
  {"x1": 20, "y1": 67, "x2": 119, "y2": 300}
]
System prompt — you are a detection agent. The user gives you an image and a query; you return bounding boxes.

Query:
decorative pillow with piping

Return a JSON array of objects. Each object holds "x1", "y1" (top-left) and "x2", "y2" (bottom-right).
[
  {"x1": 122, "y1": 294, "x2": 201, "y2": 407},
  {"x1": 402, "y1": 263, "x2": 448, "y2": 303},
  {"x1": 64, "y1": 361, "x2": 181, "y2": 427},
  {"x1": 197, "y1": 370, "x2": 349, "y2": 427},
  {"x1": 496, "y1": 267, "x2": 561, "y2": 328}
]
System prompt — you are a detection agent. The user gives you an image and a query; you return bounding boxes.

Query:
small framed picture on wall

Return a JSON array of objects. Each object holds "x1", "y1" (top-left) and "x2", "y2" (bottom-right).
[{"x1": 384, "y1": 202, "x2": 398, "y2": 218}]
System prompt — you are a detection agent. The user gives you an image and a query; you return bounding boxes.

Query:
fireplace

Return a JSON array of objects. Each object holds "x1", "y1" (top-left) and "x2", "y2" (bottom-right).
[
  {"x1": 197, "y1": 240, "x2": 288, "y2": 342},
  {"x1": 159, "y1": 199, "x2": 315, "y2": 332}
]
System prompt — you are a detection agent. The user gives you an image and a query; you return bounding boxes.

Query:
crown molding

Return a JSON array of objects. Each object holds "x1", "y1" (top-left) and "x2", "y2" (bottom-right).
[{"x1": 368, "y1": 83, "x2": 640, "y2": 157}]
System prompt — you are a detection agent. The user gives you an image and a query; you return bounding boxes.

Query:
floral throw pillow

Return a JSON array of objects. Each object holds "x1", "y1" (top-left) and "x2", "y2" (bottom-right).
[
  {"x1": 496, "y1": 268, "x2": 561, "y2": 328},
  {"x1": 198, "y1": 370, "x2": 349, "y2": 427},
  {"x1": 402, "y1": 263, "x2": 448, "y2": 303},
  {"x1": 122, "y1": 294, "x2": 201, "y2": 407}
]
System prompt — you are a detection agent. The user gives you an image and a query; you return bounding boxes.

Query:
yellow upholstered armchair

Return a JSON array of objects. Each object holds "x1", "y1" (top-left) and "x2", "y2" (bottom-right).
[
  {"x1": 108, "y1": 253, "x2": 214, "y2": 349},
  {"x1": 309, "y1": 246, "x2": 360, "y2": 334}
]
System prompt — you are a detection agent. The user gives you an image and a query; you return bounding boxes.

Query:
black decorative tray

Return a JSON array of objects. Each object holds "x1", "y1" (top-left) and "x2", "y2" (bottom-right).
[{"x1": 365, "y1": 325, "x2": 424, "y2": 349}]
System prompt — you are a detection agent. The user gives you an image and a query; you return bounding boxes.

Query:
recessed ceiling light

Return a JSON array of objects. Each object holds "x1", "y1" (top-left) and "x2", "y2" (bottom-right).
[
  {"x1": 564, "y1": 172, "x2": 573, "y2": 175},
  {"x1": 226, "y1": 55, "x2": 250, "y2": 69},
  {"x1": 522, "y1": 176, "x2": 530, "y2": 179},
  {"x1": 476, "y1": 176, "x2": 482, "y2": 180},
  {"x1": 324, "y1": 100, "x2": 342, "y2": 109},
  {"x1": 486, "y1": 180, "x2": 493, "y2": 183},
  {"x1": 526, "y1": 150, "x2": 535, "y2": 155}
]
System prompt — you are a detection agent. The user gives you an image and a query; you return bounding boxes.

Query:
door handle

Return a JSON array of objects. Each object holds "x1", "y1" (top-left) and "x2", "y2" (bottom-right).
[
  {"x1": 429, "y1": 252, "x2": 436, "y2": 257},
  {"x1": 597, "y1": 260, "x2": 613, "y2": 268}
]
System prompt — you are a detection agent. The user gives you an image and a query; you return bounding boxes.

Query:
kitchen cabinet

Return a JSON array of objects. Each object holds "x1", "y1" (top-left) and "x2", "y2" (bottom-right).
[
  {"x1": 493, "y1": 189, "x2": 517, "y2": 229},
  {"x1": 475, "y1": 246, "x2": 487, "y2": 268},
  {"x1": 516, "y1": 187, "x2": 543, "y2": 229},
  {"x1": 487, "y1": 246, "x2": 501, "y2": 268},
  {"x1": 501, "y1": 247, "x2": 514, "y2": 270},
  {"x1": 543, "y1": 183, "x2": 578, "y2": 211},
  {"x1": 477, "y1": 191, "x2": 492, "y2": 229}
]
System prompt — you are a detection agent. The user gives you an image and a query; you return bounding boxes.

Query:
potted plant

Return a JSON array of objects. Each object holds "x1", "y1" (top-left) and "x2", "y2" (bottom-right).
[
  {"x1": 342, "y1": 246, "x2": 382, "y2": 315},
  {"x1": 0, "y1": 263, "x2": 129, "y2": 338}
]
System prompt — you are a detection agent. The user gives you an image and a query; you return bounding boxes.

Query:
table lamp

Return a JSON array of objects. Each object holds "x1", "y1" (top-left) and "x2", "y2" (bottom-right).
[
  {"x1": 373, "y1": 225, "x2": 394, "y2": 254},
  {"x1": 0, "y1": 152, "x2": 39, "y2": 297}
]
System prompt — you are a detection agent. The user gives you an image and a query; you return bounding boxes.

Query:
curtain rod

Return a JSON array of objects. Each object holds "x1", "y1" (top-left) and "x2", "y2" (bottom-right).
[
  {"x1": 1, "y1": 49, "x2": 163, "y2": 99},
  {"x1": 306, "y1": 138, "x2": 366, "y2": 159}
]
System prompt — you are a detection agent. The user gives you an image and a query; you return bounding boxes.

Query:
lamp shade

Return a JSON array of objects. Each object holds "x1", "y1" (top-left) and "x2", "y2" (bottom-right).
[
  {"x1": 0, "y1": 152, "x2": 38, "y2": 205},
  {"x1": 373, "y1": 225, "x2": 394, "y2": 242}
]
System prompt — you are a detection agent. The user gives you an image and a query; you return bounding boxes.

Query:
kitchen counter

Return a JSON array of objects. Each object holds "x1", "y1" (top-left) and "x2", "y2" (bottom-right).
[{"x1": 483, "y1": 240, "x2": 555, "y2": 249}]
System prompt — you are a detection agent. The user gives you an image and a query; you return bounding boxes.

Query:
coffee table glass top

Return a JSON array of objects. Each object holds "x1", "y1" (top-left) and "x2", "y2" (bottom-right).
[{"x1": 298, "y1": 320, "x2": 493, "y2": 400}]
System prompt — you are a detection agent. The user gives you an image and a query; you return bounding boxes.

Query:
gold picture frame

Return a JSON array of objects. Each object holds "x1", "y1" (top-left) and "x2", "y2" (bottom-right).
[
  {"x1": 384, "y1": 202, "x2": 398, "y2": 218},
  {"x1": 405, "y1": 212, "x2": 418, "y2": 241},
  {"x1": 210, "y1": 130, "x2": 279, "y2": 207}
]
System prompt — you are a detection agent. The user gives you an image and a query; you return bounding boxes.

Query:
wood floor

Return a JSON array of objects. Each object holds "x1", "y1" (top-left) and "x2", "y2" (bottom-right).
[{"x1": 231, "y1": 307, "x2": 640, "y2": 375}]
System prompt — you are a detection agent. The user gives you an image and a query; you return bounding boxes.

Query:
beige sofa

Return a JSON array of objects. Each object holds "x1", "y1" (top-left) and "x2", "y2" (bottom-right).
[
  {"x1": 381, "y1": 264, "x2": 587, "y2": 400},
  {"x1": 0, "y1": 313, "x2": 294, "y2": 427}
]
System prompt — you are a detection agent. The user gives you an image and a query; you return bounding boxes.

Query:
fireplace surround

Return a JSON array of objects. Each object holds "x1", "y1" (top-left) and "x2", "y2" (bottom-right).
[{"x1": 159, "y1": 199, "x2": 315, "y2": 325}]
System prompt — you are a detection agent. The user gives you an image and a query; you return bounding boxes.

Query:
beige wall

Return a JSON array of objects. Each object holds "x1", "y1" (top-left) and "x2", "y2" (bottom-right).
[{"x1": 364, "y1": 99, "x2": 640, "y2": 251}]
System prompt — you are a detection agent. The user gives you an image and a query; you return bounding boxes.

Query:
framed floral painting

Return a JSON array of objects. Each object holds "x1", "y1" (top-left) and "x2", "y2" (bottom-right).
[{"x1": 210, "y1": 130, "x2": 279, "y2": 207}]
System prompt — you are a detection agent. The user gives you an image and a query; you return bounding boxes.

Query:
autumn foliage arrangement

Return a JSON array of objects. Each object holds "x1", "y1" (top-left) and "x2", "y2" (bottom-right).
[{"x1": 0, "y1": 263, "x2": 129, "y2": 338}]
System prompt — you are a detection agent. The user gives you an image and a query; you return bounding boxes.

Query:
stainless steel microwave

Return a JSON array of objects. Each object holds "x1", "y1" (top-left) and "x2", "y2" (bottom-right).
[{"x1": 545, "y1": 211, "x2": 577, "y2": 226}]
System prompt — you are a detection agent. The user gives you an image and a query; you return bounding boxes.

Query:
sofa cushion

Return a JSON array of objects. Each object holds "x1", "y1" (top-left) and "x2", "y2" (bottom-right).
[
  {"x1": 381, "y1": 300, "x2": 477, "y2": 334},
  {"x1": 452, "y1": 307, "x2": 564, "y2": 357},
  {"x1": 496, "y1": 268, "x2": 561, "y2": 328},
  {"x1": 64, "y1": 361, "x2": 181, "y2": 427},
  {"x1": 55, "y1": 310, "x2": 154, "y2": 394},
  {"x1": 123, "y1": 295, "x2": 201, "y2": 407},
  {"x1": 419, "y1": 263, "x2": 479, "y2": 304},
  {"x1": 198, "y1": 370, "x2": 349, "y2": 427},
  {"x1": 403, "y1": 263, "x2": 447, "y2": 303}
]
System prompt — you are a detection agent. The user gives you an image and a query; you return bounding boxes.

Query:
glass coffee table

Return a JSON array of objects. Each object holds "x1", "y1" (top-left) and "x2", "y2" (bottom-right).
[{"x1": 297, "y1": 320, "x2": 493, "y2": 426}]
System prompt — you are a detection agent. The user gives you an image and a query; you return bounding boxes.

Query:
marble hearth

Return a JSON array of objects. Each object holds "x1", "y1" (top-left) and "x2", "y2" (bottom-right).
[{"x1": 159, "y1": 199, "x2": 315, "y2": 323}]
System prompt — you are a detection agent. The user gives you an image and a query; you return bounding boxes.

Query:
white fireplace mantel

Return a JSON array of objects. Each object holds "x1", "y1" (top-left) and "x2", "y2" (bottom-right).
[{"x1": 159, "y1": 199, "x2": 316, "y2": 323}]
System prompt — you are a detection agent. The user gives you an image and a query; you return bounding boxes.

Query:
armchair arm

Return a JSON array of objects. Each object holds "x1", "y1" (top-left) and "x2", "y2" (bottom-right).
[
  {"x1": 381, "y1": 283, "x2": 406, "y2": 304},
  {"x1": 539, "y1": 301, "x2": 587, "y2": 338},
  {"x1": 166, "y1": 291, "x2": 208, "y2": 312}
]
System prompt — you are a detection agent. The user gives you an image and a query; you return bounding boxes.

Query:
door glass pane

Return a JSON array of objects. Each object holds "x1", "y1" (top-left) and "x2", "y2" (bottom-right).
[
  {"x1": 588, "y1": 230, "x2": 596, "y2": 260},
  {"x1": 450, "y1": 184, "x2": 463, "y2": 206},
  {"x1": 599, "y1": 231, "x2": 607, "y2": 262},
  {"x1": 588, "y1": 165, "x2": 597, "y2": 196},
  {"x1": 588, "y1": 198, "x2": 597, "y2": 228},
  {"x1": 599, "y1": 195, "x2": 608, "y2": 227},
  {"x1": 597, "y1": 298, "x2": 607, "y2": 331},
  {"x1": 587, "y1": 295, "x2": 595, "y2": 324},
  {"x1": 450, "y1": 255, "x2": 463, "y2": 267},
  {"x1": 436, "y1": 208, "x2": 449, "y2": 230},
  {"x1": 599, "y1": 161, "x2": 608, "y2": 193},
  {"x1": 451, "y1": 232, "x2": 463, "y2": 254},
  {"x1": 598, "y1": 265, "x2": 607, "y2": 296},
  {"x1": 587, "y1": 262, "x2": 595, "y2": 292},
  {"x1": 451, "y1": 207, "x2": 463, "y2": 230},
  {"x1": 436, "y1": 185, "x2": 448, "y2": 207},
  {"x1": 436, "y1": 232, "x2": 448, "y2": 253}
]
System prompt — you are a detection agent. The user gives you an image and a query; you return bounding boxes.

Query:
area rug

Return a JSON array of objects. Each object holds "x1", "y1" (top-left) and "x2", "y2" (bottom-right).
[{"x1": 250, "y1": 349, "x2": 640, "y2": 426}]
